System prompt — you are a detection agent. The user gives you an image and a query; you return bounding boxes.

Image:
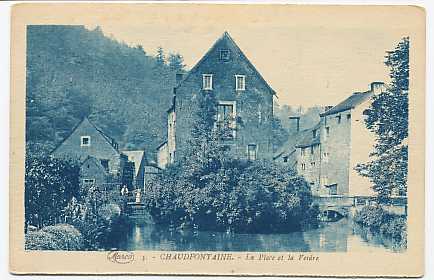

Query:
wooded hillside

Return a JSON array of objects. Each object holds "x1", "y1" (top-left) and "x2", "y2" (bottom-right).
[{"x1": 26, "y1": 25, "x2": 184, "y2": 158}]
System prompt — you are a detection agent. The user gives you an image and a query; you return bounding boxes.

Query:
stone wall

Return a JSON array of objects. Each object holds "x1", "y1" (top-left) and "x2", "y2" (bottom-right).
[{"x1": 320, "y1": 109, "x2": 352, "y2": 196}]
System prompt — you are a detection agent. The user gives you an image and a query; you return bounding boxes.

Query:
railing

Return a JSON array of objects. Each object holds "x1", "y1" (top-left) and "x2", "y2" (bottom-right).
[{"x1": 313, "y1": 195, "x2": 407, "y2": 208}]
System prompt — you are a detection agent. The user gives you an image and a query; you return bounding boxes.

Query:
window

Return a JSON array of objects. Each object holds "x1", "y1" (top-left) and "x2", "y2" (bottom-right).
[
  {"x1": 310, "y1": 146, "x2": 314, "y2": 155},
  {"x1": 220, "y1": 49, "x2": 230, "y2": 61},
  {"x1": 328, "y1": 184, "x2": 338, "y2": 195},
  {"x1": 336, "y1": 115, "x2": 341, "y2": 124},
  {"x1": 313, "y1": 129, "x2": 317, "y2": 139},
  {"x1": 81, "y1": 136, "x2": 91, "y2": 147},
  {"x1": 235, "y1": 75, "x2": 246, "y2": 91},
  {"x1": 283, "y1": 156, "x2": 288, "y2": 163},
  {"x1": 83, "y1": 178, "x2": 95, "y2": 185},
  {"x1": 325, "y1": 127, "x2": 330, "y2": 137},
  {"x1": 217, "y1": 101, "x2": 236, "y2": 139},
  {"x1": 202, "y1": 74, "x2": 213, "y2": 90},
  {"x1": 301, "y1": 163, "x2": 306, "y2": 170},
  {"x1": 247, "y1": 144, "x2": 257, "y2": 161},
  {"x1": 311, "y1": 162, "x2": 316, "y2": 167},
  {"x1": 347, "y1": 114, "x2": 351, "y2": 120}
]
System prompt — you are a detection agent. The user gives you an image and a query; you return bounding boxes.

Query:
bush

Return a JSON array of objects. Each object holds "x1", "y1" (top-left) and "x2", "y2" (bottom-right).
[
  {"x1": 145, "y1": 159, "x2": 316, "y2": 233},
  {"x1": 25, "y1": 153, "x2": 80, "y2": 228},
  {"x1": 301, "y1": 204, "x2": 320, "y2": 230},
  {"x1": 98, "y1": 203, "x2": 121, "y2": 221},
  {"x1": 380, "y1": 216, "x2": 407, "y2": 241},
  {"x1": 354, "y1": 205, "x2": 388, "y2": 229},
  {"x1": 42, "y1": 224, "x2": 83, "y2": 250},
  {"x1": 354, "y1": 205, "x2": 407, "y2": 247},
  {"x1": 25, "y1": 230, "x2": 62, "y2": 250},
  {"x1": 25, "y1": 224, "x2": 84, "y2": 251}
]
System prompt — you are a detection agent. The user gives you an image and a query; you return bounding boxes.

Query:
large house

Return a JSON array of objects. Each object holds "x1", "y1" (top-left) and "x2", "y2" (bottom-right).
[
  {"x1": 157, "y1": 32, "x2": 276, "y2": 168},
  {"x1": 275, "y1": 82, "x2": 388, "y2": 198},
  {"x1": 52, "y1": 117, "x2": 140, "y2": 189}
]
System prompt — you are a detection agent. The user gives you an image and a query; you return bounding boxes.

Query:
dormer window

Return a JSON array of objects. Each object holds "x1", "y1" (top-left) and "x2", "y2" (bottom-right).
[
  {"x1": 235, "y1": 75, "x2": 245, "y2": 91},
  {"x1": 203, "y1": 74, "x2": 213, "y2": 90},
  {"x1": 220, "y1": 49, "x2": 230, "y2": 61},
  {"x1": 313, "y1": 129, "x2": 317, "y2": 139},
  {"x1": 81, "y1": 136, "x2": 91, "y2": 147}
]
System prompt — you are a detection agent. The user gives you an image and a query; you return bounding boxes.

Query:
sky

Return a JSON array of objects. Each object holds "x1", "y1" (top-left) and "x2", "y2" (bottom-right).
[{"x1": 80, "y1": 5, "x2": 416, "y2": 108}]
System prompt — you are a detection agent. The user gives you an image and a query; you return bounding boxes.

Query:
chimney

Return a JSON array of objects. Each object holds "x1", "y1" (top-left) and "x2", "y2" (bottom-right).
[
  {"x1": 370, "y1": 82, "x2": 385, "y2": 95},
  {"x1": 289, "y1": 116, "x2": 300, "y2": 133},
  {"x1": 324, "y1": 105, "x2": 333, "y2": 112},
  {"x1": 176, "y1": 73, "x2": 184, "y2": 84}
]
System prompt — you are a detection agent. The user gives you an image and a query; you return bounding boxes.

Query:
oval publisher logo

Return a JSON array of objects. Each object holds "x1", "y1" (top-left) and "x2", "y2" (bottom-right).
[{"x1": 107, "y1": 251, "x2": 135, "y2": 264}]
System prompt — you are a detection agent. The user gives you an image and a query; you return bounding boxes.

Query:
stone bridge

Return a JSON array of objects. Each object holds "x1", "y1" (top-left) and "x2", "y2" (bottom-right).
[{"x1": 313, "y1": 195, "x2": 407, "y2": 220}]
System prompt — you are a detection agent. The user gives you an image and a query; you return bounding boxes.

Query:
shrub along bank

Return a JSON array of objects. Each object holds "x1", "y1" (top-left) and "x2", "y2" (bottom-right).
[
  {"x1": 144, "y1": 160, "x2": 319, "y2": 233},
  {"x1": 354, "y1": 205, "x2": 407, "y2": 247},
  {"x1": 25, "y1": 224, "x2": 84, "y2": 250}
]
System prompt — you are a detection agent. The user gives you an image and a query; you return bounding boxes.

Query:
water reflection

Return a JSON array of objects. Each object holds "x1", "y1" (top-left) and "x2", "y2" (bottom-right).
[{"x1": 115, "y1": 218, "x2": 404, "y2": 252}]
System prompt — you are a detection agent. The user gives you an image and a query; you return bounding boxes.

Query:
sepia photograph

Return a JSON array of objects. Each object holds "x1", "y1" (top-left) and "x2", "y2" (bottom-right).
[{"x1": 8, "y1": 3, "x2": 425, "y2": 276}]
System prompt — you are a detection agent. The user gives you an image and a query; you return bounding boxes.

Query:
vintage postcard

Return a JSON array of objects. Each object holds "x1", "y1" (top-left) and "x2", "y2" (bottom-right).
[{"x1": 9, "y1": 3, "x2": 425, "y2": 276}]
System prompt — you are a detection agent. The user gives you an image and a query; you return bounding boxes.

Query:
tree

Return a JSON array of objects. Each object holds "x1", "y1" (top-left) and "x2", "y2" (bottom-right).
[
  {"x1": 25, "y1": 153, "x2": 80, "y2": 229},
  {"x1": 182, "y1": 91, "x2": 233, "y2": 177},
  {"x1": 156, "y1": 46, "x2": 165, "y2": 65},
  {"x1": 144, "y1": 92, "x2": 318, "y2": 233},
  {"x1": 168, "y1": 53, "x2": 186, "y2": 72},
  {"x1": 356, "y1": 37, "x2": 409, "y2": 201}
]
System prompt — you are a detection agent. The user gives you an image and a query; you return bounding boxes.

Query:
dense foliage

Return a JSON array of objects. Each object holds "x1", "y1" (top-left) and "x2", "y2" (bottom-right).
[
  {"x1": 356, "y1": 37, "x2": 409, "y2": 201},
  {"x1": 25, "y1": 224, "x2": 83, "y2": 250},
  {"x1": 354, "y1": 205, "x2": 407, "y2": 246},
  {"x1": 145, "y1": 160, "x2": 317, "y2": 233},
  {"x1": 25, "y1": 153, "x2": 80, "y2": 229},
  {"x1": 144, "y1": 92, "x2": 318, "y2": 233},
  {"x1": 26, "y1": 25, "x2": 185, "y2": 156},
  {"x1": 25, "y1": 153, "x2": 130, "y2": 250},
  {"x1": 63, "y1": 186, "x2": 130, "y2": 250}
]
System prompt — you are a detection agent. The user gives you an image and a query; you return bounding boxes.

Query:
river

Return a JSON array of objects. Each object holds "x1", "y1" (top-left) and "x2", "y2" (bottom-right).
[{"x1": 114, "y1": 218, "x2": 404, "y2": 253}]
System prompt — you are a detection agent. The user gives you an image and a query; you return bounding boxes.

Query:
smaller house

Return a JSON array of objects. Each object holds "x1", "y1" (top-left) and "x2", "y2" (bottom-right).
[
  {"x1": 294, "y1": 123, "x2": 322, "y2": 195},
  {"x1": 80, "y1": 156, "x2": 109, "y2": 187},
  {"x1": 274, "y1": 123, "x2": 323, "y2": 196},
  {"x1": 51, "y1": 117, "x2": 132, "y2": 190},
  {"x1": 275, "y1": 82, "x2": 388, "y2": 198}
]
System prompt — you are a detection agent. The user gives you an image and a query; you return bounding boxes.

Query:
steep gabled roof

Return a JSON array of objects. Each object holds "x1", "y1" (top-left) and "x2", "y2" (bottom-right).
[
  {"x1": 295, "y1": 122, "x2": 321, "y2": 148},
  {"x1": 320, "y1": 91, "x2": 372, "y2": 117},
  {"x1": 176, "y1": 31, "x2": 275, "y2": 95},
  {"x1": 51, "y1": 117, "x2": 120, "y2": 155},
  {"x1": 81, "y1": 155, "x2": 109, "y2": 175}
]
